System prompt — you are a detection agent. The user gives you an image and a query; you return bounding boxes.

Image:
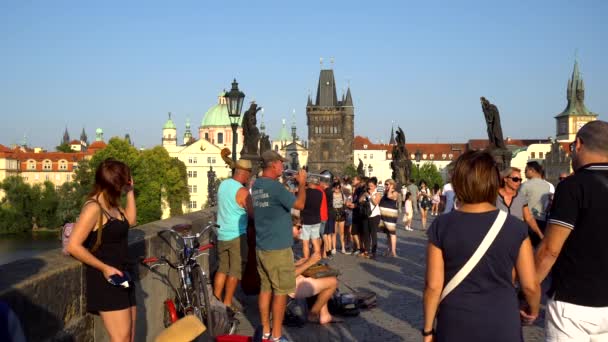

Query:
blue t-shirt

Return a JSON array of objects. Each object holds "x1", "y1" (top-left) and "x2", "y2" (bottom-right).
[
  {"x1": 252, "y1": 177, "x2": 296, "y2": 250},
  {"x1": 217, "y1": 178, "x2": 248, "y2": 241}
]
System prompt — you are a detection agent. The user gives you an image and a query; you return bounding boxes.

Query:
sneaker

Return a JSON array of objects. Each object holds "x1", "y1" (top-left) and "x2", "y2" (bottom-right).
[
  {"x1": 341, "y1": 248, "x2": 346, "y2": 254},
  {"x1": 352, "y1": 250, "x2": 360, "y2": 256},
  {"x1": 405, "y1": 226, "x2": 413, "y2": 231},
  {"x1": 271, "y1": 336, "x2": 291, "y2": 342},
  {"x1": 332, "y1": 248, "x2": 337, "y2": 254}
]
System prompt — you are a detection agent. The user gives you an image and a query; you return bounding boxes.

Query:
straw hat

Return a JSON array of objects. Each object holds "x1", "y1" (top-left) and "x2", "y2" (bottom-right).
[{"x1": 234, "y1": 159, "x2": 252, "y2": 172}]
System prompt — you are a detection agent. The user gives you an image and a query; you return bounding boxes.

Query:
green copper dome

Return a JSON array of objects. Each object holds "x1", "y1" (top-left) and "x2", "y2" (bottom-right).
[
  {"x1": 276, "y1": 119, "x2": 290, "y2": 142},
  {"x1": 163, "y1": 112, "x2": 176, "y2": 129},
  {"x1": 201, "y1": 93, "x2": 243, "y2": 127}
]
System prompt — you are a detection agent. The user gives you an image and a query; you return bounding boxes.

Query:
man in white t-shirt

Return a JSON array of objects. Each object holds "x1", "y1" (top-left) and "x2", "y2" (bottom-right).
[{"x1": 442, "y1": 182, "x2": 455, "y2": 214}]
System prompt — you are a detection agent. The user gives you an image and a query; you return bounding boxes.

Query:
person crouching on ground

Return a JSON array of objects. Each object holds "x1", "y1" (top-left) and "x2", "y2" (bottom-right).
[
  {"x1": 213, "y1": 159, "x2": 253, "y2": 312},
  {"x1": 291, "y1": 220, "x2": 341, "y2": 324}
]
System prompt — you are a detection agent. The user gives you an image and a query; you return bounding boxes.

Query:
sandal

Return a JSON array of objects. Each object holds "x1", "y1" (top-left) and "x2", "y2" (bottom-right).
[{"x1": 307, "y1": 314, "x2": 344, "y2": 325}]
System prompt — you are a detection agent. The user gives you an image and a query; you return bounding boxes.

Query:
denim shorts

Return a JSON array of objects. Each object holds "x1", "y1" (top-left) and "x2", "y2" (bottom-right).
[{"x1": 301, "y1": 223, "x2": 321, "y2": 240}]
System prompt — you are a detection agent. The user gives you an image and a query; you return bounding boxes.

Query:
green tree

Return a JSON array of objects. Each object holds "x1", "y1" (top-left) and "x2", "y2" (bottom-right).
[
  {"x1": 56, "y1": 181, "x2": 82, "y2": 224},
  {"x1": 33, "y1": 181, "x2": 60, "y2": 229},
  {"x1": 411, "y1": 162, "x2": 443, "y2": 188},
  {"x1": 56, "y1": 143, "x2": 74, "y2": 153},
  {"x1": 342, "y1": 164, "x2": 357, "y2": 178},
  {"x1": 0, "y1": 176, "x2": 36, "y2": 234}
]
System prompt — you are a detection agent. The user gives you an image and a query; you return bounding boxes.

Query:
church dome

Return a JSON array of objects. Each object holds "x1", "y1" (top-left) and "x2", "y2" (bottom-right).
[
  {"x1": 201, "y1": 92, "x2": 243, "y2": 128},
  {"x1": 163, "y1": 117, "x2": 176, "y2": 130},
  {"x1": 275, "y1": 119, "x2": 291, "y2": 142}
]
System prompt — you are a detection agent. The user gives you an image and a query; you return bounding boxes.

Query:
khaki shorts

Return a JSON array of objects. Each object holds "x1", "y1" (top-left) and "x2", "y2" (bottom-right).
[
  {"x1": 256, "y1": 248, "x2": 295, "y2": 295},
  {"x1": 217, "y1": 235, "x2": 248, "y2": 280}
]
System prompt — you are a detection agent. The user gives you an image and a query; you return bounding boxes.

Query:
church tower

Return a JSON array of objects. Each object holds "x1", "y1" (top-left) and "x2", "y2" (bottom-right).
[
  {"x1": 183, "y1": 117, "x2": 193, "y2": 145},
  {"x1": 306, "y1": 65, "x2": 354, "y2": 174},
  {"x1": 162, "y1": 112, "x2": 177, "y2": 147},
  {"x1": 555, "y1": 59, "x2": 598, "y2": 141}
]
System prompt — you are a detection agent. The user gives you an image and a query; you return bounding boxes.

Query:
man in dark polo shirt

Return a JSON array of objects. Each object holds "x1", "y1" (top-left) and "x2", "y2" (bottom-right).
[
  {"x1": 535, "y1": 120, "x2": 608, "y2": 341},
  {"x1": 252, "y1": 151, "x2": 307, "y2": 342}
]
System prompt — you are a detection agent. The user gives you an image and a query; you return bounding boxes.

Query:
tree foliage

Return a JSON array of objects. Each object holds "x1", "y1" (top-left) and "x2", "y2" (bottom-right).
[
  {"x1": 411, "y1": 162, "x2": 444, "y2": 188},
  {"x1": 56, "y1": 143, "x2": 74, "y2": 153},
  {"x1": 342, "y1": 164, "x2": 358, "y2": 178}
]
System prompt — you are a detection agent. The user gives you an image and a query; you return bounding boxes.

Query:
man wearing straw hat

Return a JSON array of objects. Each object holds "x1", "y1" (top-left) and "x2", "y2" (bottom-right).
[{"x1": 213, "y1": 158, "x2": 253, "y2": 312}]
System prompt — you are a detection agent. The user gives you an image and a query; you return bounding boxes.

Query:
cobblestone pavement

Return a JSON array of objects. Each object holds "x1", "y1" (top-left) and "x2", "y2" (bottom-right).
[{"x1": 232, "y1": 213, "x2": 545, "y2": 341}]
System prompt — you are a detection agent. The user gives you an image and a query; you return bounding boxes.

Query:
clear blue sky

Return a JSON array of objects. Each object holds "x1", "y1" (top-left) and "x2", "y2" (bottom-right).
[{"x1": 1, "y1": 0, "x2": 606, "y2": 149}]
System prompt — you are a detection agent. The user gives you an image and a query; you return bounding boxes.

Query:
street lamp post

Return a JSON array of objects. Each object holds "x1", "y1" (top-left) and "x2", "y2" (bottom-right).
[
  {"x1": 414, "y1": 149, "x2": 422, "y2": 176},
  {"x1": 224, "y1": 79, "x2": 246, "y2": 163}
]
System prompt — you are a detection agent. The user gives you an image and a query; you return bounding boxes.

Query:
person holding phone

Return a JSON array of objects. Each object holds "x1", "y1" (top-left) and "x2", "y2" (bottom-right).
[{"x1": 67, "y1": 159, "x2": 137, "y2": 342}]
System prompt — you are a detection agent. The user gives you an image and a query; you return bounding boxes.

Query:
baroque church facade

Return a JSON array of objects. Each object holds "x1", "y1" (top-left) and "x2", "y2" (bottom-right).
[{"x1": 306, "y1": 68, "x2": 354, "y2": 174}]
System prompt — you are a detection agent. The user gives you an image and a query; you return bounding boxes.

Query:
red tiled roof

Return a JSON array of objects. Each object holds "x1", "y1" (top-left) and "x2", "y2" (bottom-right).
[
  {"x1": 69, "y1": 140, "x2": 81, "y2": 145},
  {"x1": 467, "y1": 139, "x2": 551, "y2": 150},
  {"x1": 88, "y1": 141, "x2": 107, "y2": 150},
  {"x1": 0, "y1": 144, "x2": 12, "y2": 153},
  {"x1": 17, "y1": 151, "x2": 88, "y2": 172}
]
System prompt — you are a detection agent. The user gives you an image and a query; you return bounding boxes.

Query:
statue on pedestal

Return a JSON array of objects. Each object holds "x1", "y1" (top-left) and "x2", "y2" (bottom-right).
[
  {"x1": 480, "y1": 97, "x2": 506, "y2": 149},
  {"x1": 390, "y1": 127, "x2": 412, "y2": 187},
  {"x1": 240, "y1": 103, "x2": 262, "y2": 157},
  {"x1": 356, "y1": 158, "x2": 365, "y2": 178}
]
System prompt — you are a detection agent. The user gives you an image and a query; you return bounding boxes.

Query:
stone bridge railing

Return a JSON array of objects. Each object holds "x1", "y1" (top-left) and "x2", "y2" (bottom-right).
[{"x1": 0, "y1": 209, "x2": 217, "y2": 342}]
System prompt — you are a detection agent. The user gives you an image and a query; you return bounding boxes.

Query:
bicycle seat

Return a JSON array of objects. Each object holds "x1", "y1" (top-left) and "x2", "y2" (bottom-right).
[{"x1": 172, "y1": 223, "x2": 193, "y2": 235}]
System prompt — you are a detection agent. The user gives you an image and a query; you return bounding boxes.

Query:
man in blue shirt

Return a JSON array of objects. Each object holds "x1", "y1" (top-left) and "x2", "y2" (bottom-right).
[
  {"x1": 252, "y1": 151, "x2": 306, "y2": 342},
  {"x1": 213, "y1": 159, "x2": 253, "y2": 312}
]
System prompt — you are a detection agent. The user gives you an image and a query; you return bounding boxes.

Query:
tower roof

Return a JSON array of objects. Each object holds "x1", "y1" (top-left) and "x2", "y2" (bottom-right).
[
  {"x1": 163, "y1": 112, "x2": 176, "y2": 129},
  {"x1": 344, "y1": 87, "x2": 353, "y2": 107},
  {"x1": 389, "y1": 126, "x2": 396, "y2": 145},
  {"x1": 315, "y1": 69, "x2": 338, "y2": 107},
  {"x1": 556, "y1": 59, "x2": 597, "y2": 118},
  {"x1": 276, "y1": 119, "x2": 291, "y2": 142}
]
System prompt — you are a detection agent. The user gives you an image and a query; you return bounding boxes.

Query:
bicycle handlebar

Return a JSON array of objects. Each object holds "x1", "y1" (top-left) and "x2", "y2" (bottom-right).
[{"x1": 158, "y1": 222, "x2": 220, "y2": 244}]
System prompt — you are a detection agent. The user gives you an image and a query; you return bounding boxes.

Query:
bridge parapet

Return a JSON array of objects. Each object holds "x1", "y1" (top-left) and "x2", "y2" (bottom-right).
[{"x1": 0, "y1": 209, "x2": 216, "y2": 342}]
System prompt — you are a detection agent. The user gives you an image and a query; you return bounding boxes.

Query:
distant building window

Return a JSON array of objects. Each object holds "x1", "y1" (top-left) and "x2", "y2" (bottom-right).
[
  {"x1": 430, "y1": 154, "x2": 434, "y2": 160},
  {"x1": 59, "y1": 160, "x2": 68, "y2": 170},
  {"x1": 189, "y1": 201, "x2": 197, "y2": 209},
  {"x1": 539, "y1": 152, "x2": 544, "y2": 159},
  {"x1": 27, "y1": 160, "x2": 36, "y2": 170},
  {"x1": 411, "y1": 154, "x2": 415, "y2": 159},
  {"x1": 369, "y1": 154, "x2": 373, "y2": 159},
  {"x1": 531, "y1": 152, "x2": 536, "y2": 159},
  {"x1": 188, "y1": 185, "x2": 198, "y2": 193},
  {"x1": 189, "y1": 156, "x2": 197, "y2": 164},
  {"x1": 188, "y1": 171, "x2": 197, "y2": 178},
  {"x1": 66, "y1": 174, "x2": 71, "y2": 181},
  {"x1": 448, "y1": 153, "x2": 453, "y2": 159},
  {"x1": 43, "y1": 160, "x2": 52, "y2": 170},
  {"x1": 363, "y1": 154, "x2": 367, "y2": 159},
  {"x1": 218, "y1": 133, "x2": 224, "y2": 144},
  {"x1": 423, "y1": 154, "x2": 427, "y2": 159},
  {"x1": 204, "y1": 132, "x2": 209, "y2": 141},
  {"x1": 442, "y1": 154, "x2": 447, "y2": 160}
]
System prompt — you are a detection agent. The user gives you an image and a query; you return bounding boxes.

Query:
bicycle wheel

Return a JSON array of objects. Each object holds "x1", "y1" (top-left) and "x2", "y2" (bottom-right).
[{"x1": 191, "y1": 265, "x2": 213, "y2": 335}]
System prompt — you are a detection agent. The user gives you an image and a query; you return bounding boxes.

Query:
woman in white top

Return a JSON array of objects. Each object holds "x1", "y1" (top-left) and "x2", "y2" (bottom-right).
[{"x1": 359, "y1": 177, "x2": 382, "y2": 258}]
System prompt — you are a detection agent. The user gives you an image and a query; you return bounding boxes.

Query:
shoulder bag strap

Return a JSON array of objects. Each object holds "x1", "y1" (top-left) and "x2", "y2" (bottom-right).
[
  {"x1": 440, "y1": 210, "x2": 508, "y2": 301},
  {"x1": 84, "y1": 197, "x2": 106, "y2": 253}
]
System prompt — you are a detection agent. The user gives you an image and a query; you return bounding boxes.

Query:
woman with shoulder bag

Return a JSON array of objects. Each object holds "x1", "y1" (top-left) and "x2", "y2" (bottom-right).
[
  {"x1": 359, "y1": 177, "x2": 382, "y2": 259},
  {"x1": 418, "y1": 181, "x2": 432, "y2": 229},
  {"x1": 330, "y1": 181, "x2": 348, "y2": 254},
  {"x1": 67, "y1": 159, "x2": 138, "y2": 342},
  {"x1": 422, "y1": 151, "x2": 540, "y2": 342}
]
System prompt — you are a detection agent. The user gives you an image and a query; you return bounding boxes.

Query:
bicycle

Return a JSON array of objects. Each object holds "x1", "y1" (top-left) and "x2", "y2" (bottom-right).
[{"x1": 141, "y1": 222, "x2": 236, "y2": 337}]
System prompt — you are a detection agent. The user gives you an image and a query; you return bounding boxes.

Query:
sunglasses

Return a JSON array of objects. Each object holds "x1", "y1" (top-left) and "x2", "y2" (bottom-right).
[{"x1": 508, "y1": 177, "x2": 522, "y2": 182}]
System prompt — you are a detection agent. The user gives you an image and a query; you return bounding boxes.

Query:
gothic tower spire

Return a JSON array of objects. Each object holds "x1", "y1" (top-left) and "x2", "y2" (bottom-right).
[{"x1": 62, "y1": 127, "x2": 70, "y2": 145}]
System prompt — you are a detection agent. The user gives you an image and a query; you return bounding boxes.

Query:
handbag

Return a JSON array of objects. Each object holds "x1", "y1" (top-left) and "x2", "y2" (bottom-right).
[{"x1": 440, "y1": 210, "x2": 507, "y2": 301}]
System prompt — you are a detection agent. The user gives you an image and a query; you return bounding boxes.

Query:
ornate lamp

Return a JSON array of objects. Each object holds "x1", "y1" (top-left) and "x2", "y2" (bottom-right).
[
  {"x1": 368, "y1": 164, "x2": 373, "y2": 176},
  {"x1": 224, "y1": 79, "x2": 245, "y2": 162},
  {"x1": 415, "y1": 149, "x2": 422, "y2": 174}
]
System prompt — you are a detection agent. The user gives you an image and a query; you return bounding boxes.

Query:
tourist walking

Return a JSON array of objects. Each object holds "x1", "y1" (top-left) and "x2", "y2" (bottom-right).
[
  {"x1": 342, "y1": 183, "x2": 353, "y2": 253},
  {"x1": 300, "y1": 178, "x2": 324, "y2": 259},
  {"x1": 520, "y1": 161, "x2": 552, "y2": 247},
  {"x1": 66, "y1": 159, "x2": 138, "y2": 342},
  {"x1": 213, "y1": 159, "x2": 253, "y2": 311},
  {"x1": 418, "y1": 180, "x2": 432, "y2": 229},
  {"x1": 423, "y1": 150, "x2": 540, "y2": 342},
  {"x1": 406, "y1": 180, "x2": 419, "y2": 214},
  {"x1": 347, "y1": 176, "x2": 364, "y2": 255},
  {"x1": 252, "y1": 151, "x2": 307, "y2": 342},
  {"x1": 535, "y1": 121, "x2": 608, "y2": 341},
  {"x1": 359, "y1": 177, "x2": 381, "y2": 259},
  {"x1": 379, "y1": 179, "x2": 399, "y2": 257},
  {"x1": 402, "y1": 192, "x2": 414, "y2": 231},
  {"x1": 431, "y1": 184, "x2": 441, "y2": 216},
  {"x1": 495, "y1": 167, "x2": 543, "y2": 240},
  {"x1": 329, "y1": 181, "x2": 347, "y2": 253},
  {"x1": 442, "y1": 168, "x2": 456, "y2": 214}
]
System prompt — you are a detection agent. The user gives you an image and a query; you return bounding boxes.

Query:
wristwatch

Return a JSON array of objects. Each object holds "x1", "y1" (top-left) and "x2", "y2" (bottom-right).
[{"x1": 421, "y1": 328, "x2": 435, "y2": 336}]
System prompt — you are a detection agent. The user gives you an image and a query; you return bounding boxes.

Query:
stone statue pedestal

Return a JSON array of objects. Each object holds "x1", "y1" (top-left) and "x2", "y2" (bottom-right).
[
  {"x1": 487, "y1": 147, "x2": 512, "y2": 172},
  {"x1": 241, "y1": 153, "x2": 262, "y2": 176}
]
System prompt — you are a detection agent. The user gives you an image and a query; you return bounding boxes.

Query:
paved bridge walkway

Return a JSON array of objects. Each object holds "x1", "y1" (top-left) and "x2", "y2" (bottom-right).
[{"x1": 229, "y1": 214, "x2": 545, "y2": 342}]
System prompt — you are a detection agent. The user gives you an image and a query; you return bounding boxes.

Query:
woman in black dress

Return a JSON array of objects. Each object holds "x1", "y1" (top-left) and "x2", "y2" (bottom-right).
[
  {"x1": 422, "y1": 151, "x2": 540, "y2": 342},
  {"x1": 67, "y1": 159, "x2": 137, "y2": 342}
]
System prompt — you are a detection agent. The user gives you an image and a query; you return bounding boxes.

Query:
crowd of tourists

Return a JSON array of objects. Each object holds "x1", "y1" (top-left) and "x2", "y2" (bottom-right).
[{"x1": 52, "y1": 120, "x2": 608, "y2": 342}]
